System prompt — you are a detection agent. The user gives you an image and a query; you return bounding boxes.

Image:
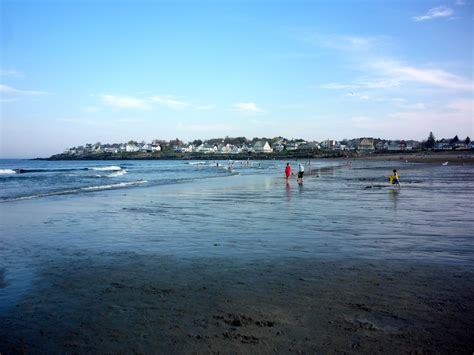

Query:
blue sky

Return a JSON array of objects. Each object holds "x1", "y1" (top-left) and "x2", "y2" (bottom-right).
[{"x1": 1, "y1": 0, "x2": 473, "y2": 158}]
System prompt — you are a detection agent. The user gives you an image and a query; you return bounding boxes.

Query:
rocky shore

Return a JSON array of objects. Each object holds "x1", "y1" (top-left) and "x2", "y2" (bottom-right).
[{"x1": 41, "y1": 149, "x2": 474, "y2": 163}]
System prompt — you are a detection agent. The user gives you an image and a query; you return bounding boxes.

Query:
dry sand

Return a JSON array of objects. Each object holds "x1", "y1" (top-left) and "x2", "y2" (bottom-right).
[{"x1": 1, "y1": 253, "x2": 473, "y2": 354}]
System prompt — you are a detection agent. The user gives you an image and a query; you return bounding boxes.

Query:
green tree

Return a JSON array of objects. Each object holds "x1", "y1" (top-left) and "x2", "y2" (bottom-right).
[
  {"x1": 451, "y1": 135, "x2": 459, "y2": 144},
  {"x1": 465, "y1": 136, "x2": 471, "y2": 145},
  {"x1": 426, "y1": 132, "x2": 435, "y2": 149}
]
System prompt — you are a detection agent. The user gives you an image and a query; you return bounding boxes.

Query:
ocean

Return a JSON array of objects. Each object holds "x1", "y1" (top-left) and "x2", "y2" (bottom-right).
[{"x1": 0, "y1": 158, "x2": 473, "y2": 310}]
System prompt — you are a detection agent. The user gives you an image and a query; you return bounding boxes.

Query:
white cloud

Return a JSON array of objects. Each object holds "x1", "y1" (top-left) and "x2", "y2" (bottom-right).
[
  {"x1": 455, "y1": 0, "x2": 465, "y2": 6},
  {"x1": 413, "y1": 6, "x2": 454, "y2": 21},
  {"x1": 151, "y1": 95, "x2": 189, "y2": 110},
  {"x1": 0, "y1": 84, "x2": 48, "y2": 96},
  {"x1": 102, "y1": 94, "x2": 149, "y2": 109},
  {"x1": 232, "y1": 102, "x2": 264, "y2": 113}
]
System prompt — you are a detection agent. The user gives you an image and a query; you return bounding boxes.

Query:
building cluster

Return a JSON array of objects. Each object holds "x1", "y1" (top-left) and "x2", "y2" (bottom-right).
[{"x1": 63, "y1": 136, "x2": 473, "y2": 156}]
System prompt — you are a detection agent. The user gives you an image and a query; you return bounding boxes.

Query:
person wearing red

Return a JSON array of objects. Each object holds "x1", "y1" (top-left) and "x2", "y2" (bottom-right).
[{"x1": 285, "y1": 163, "x2": 292, "y2": 182}]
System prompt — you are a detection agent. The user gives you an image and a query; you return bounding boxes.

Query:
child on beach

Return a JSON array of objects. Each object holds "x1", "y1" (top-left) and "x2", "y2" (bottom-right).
[
  {"x1": 285, "y1": 163, "x2": 291, "y2": 182},
  {"x1": 297, "y1": 163, "x2": 305, "y2": 184},
  {"x1": 390, "y1": 169, "x2": 400, "y2": 189}
]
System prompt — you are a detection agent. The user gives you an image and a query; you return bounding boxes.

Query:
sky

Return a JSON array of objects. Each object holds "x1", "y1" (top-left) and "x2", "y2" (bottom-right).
[{"x1": 0, "y1": 0, "x2": 473, "y2": 158}]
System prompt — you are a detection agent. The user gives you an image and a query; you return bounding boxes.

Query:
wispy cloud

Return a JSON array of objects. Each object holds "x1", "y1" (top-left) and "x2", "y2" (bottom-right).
[
  {"x1": 102, "y1": 94, "x2": 149, "y2": 109},
  {"x1": 373, "y1": 60, "x2": 473, "y2": 91},
  {"x1": 232, "y1": 102, "x2": 264, "y2": 114},
  {"x1": 84, "y1": 106, "x2": 99, "y2": 113},
  {"x1": 0, "y1": 84, "x2": 48, "y2": 96},
  {"x1": 298, "y1": 32, "x2": 376, "y2": 52},
  {"x1": 448, "y1": 98, "x2": 473, "y2": 111},
  {"x1": 319, "y1": 61, "x2": 472, "y2": 93},
  {"x1": 0, "y1": 69, "x2": 24, "y2": 79},
  {"x1": 455, "y1": 0, "x2": 465, "y2": 6},
  {"x1": 151, "y1": 95, "x2": 189, "y2": 110},
  {"x1": 195, "y1": 104, "x2": 216, "y2": 111},
  {"x1": 413, "y1": 6, "x2": 454, "y2": 21}
]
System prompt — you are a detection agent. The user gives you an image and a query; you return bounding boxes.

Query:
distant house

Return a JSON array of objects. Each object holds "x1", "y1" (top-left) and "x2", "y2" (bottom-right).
[
  {"x1": 320, "y1": 139, "x2": 337, "y2": 150},
  {"x1": 469, "y1": 141, "x2": 474, "y2": 149},
  {"x1": 387, "y1": 141, "x2": 401, "y2": 151},
  {"x1": 151, "y1": 144, "x2": 162, "y2": 152},
  {"x1": 405, "y1": 140, "x2": 421, "y2": 150},
  {"x1": 285, "y1": 142, "x2": 299, "y2": 151},
  {"x1": 126, "y1": 144, "x2": 140, "y2": 152},
  {"x1": 299, "y1": 142, "x2": 320, "y2": 151},
  {"x1": 181, "y1": 145, "x2": 193, "y2": 153},
  {"x1": 435, "y1": 140, "x2": 452, "y2": 150},
  {"x1": 196, "y1": 143, "x2": 217, "y2": 154},
  {"x1": 272, "y1": 142, "x2": 285, "y2": 152},
  {"x1": 253, "y1": 140, "x2": 273, "y2": 153},
  {"x1": 358, "y1": 138, "x2": 375, "y2": 152},
  {"x1": 219, "y1": 144, "x2": 232, "y2": 154},
  {"x1": 140, "y1": 144, "x2": 153, "y2": 152},
  {"x1": 375, "y1": 141, "x2": 385, "y2": 150}
]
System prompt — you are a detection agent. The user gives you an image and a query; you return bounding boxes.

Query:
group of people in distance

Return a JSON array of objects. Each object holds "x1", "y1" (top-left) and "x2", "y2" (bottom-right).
[
  {"x1": 285, "y1": 162, "x2": 401, "y2": 189},
  {"x1": 285, "y1": 162, "x2": 305, "y2": 184}
]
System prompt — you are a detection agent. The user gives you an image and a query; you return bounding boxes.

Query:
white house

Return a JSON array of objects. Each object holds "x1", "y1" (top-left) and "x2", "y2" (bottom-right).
[
  {"x1": 272, "y1": 142, "x2": 285, "y2": 152},
  {"x1": 285, "y1": 142, "x2": 299, "y2": 151},
  {"x1": 151, "y1": 144, "x2": 162, "y2": 152},
  {"x1": 126, "y1": 144, "x2": 140, "y2": 152},
  {"x1": 196, "y1": 143, "x2": 217, "y2": 154},
  {"x1": 320, "y1": 139, "x2": 337, "y2": 150},
  {"x1": 219, "y1": 144, "x2": 232, "y2": 154},
  {"x1": 253, "y1": 140, "x2": 273, "y2": 153},
  {"x1": 358, "y1": 138, "x2": 375, "y2": 152}
]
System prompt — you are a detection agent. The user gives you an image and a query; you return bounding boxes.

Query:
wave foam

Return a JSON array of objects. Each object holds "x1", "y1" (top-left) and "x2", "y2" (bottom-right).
[
  {"x1": 108, "y1": 169, "x2": 128, "y2": 177},
  {"x1": 91, "y1": 166, "x2": 123, "y2": 171},
  {"x1": 0, "y1": 169, "x2": 17, "y2": 175}
]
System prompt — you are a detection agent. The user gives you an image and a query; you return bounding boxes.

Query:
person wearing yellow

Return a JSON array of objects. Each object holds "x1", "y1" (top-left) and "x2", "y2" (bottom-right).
[{"x1": 389, "y1": 169, "x2": 400, "y2": 189}]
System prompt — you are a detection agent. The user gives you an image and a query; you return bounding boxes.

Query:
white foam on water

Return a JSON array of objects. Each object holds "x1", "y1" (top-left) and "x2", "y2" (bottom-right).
[
  {"x1": 0, "y1": 169, "x2": 17, "y2": 175},
  {"x1": 108, "y1": 169, "x2": 128, "y2": 177},
  {"x1": 91, "y1": 166, "x2": 122, "y2": 171}
]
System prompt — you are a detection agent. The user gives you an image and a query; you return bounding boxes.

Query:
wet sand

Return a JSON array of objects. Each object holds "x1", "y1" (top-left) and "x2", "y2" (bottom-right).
[
  {"x1": 353, "y1": 150, "x2": 474, "y2": 164},
  {"x1": 1, "y1": 253, "x2": 473, "y2": 354}
]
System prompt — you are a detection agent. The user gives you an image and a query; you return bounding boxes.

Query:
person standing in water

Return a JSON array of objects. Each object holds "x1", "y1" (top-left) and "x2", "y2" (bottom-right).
[
  {"x1": 390, "y1": 169, "x2": 400, "y2": 189},
  {"x1": 285, "y1": 163, "x2": 292, "y2": 182},
  {"x1": 297, "y1": 163, "x2": 305, "y2": 184}
]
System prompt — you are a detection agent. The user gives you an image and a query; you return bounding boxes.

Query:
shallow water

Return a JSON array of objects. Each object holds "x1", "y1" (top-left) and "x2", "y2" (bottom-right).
[{"x1": 0, "y1": 159, "x2": 473, "y2": 312}]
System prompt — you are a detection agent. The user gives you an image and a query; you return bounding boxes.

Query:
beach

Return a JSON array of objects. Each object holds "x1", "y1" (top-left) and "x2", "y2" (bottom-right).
[
  {"x1": 1, "y1": 160, "x2": 473, "y2": 353},
  {"x1": 352, "y1": 150, "x2": 474, "y2": 164}
]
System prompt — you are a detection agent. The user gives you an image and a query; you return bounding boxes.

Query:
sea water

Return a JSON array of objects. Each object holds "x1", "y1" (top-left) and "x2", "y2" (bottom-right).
[{"x1": 0, "y1": 159, "x2": 473, "y2": 311}]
